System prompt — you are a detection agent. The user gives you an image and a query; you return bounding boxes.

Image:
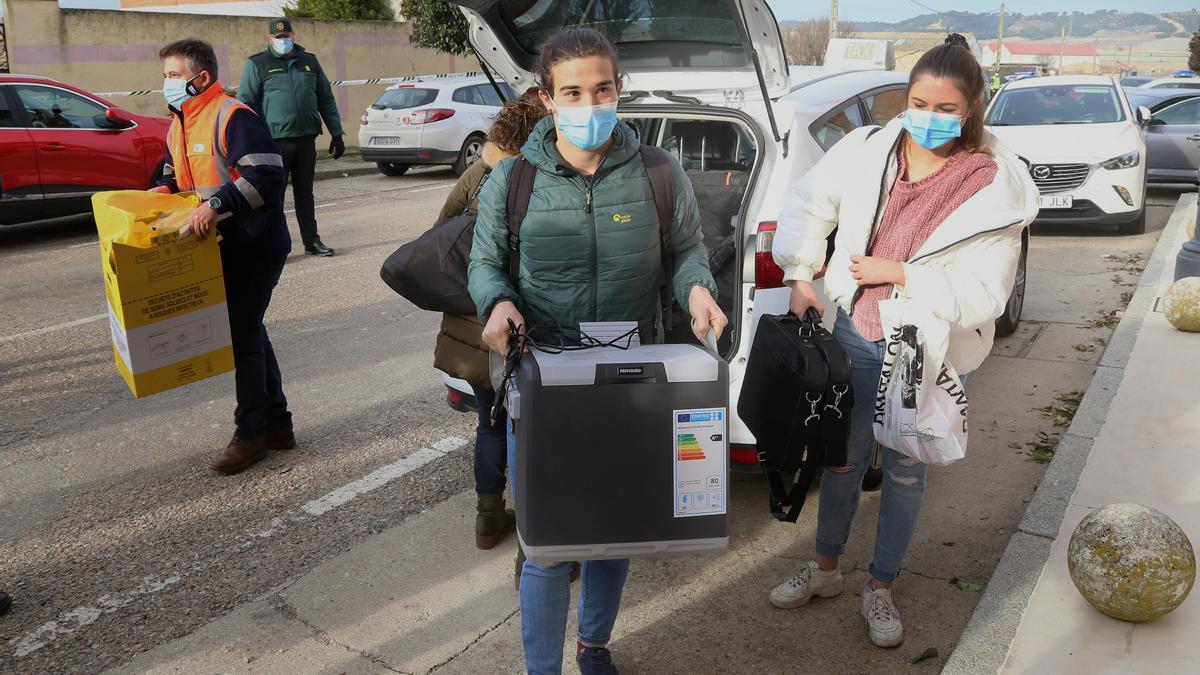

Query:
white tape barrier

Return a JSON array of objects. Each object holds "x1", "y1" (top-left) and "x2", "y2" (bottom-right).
[{"x1": 95, "y1": 71, "x2": 487, "y2": 98}]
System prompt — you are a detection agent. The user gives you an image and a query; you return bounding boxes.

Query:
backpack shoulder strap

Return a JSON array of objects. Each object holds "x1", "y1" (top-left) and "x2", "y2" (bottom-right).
[
  {"x1": 639, "y1": 145, "x2": 678, "y2": 330},
  {"x1": 504, "y1": 156, "x2": 537, "y2": 289}
]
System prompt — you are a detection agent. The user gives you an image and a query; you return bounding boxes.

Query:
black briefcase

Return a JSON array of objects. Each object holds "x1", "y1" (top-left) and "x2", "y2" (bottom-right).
[{"x1": 738, "y1": 309, "x2": 852, "y2": 522}]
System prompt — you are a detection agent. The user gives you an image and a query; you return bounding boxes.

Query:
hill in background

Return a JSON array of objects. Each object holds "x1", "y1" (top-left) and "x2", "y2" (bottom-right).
[{"x1": 784, "y1": 9, "x2": 1200, "y2": 43}]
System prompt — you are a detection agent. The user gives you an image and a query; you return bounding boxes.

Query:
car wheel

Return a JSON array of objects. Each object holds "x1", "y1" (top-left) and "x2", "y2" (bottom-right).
[
  {"x1": 377, "y1": 162, "x2": 409, "y2": 176},
  {"x1": 1119, "y1": 208, "x2": 1147, "y2": 235},
  {"x1": 453, "y1": 134, "x2": 485, "y2": 176},
  {"x1": 995, "y1": 236, "x2": 1028, "y2": 338}
]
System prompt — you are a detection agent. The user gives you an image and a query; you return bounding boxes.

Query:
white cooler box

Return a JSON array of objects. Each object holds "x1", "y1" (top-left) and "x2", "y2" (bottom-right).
[{"x1": 507, "y1": 343, "x2": 729, "y2": 564}]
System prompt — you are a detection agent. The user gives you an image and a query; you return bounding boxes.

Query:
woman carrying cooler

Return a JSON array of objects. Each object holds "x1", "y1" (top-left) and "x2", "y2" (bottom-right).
[
  {"x1": 770, "y1": 34, "x2": 1038, "y2": 648},
  {"x1": 468, "y1": 27, "x2": 726, "y2": 675}
]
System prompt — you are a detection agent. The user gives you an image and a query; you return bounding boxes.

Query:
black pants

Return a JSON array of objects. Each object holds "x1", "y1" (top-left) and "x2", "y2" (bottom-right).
[
  {"x1": 222, "y1": 245, "x2": 290, "y2": 438},
  {"x1": 278, "y1": 136, "x2": 319, "y2": 247}
]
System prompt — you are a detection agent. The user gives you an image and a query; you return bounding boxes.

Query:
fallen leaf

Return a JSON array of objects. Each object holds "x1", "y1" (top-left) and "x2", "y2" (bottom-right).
[
  {"x1": 951, "y1": 578, "x2": 985, "y2": 592},
  {"x1": 910, "y1": 647, "x2": 939, "y2": 664}
]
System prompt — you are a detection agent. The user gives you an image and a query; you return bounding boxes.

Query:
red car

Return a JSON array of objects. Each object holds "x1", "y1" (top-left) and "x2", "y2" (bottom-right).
[{"x1": 0, "y1": 74, "x2": 170, "y2": 225}]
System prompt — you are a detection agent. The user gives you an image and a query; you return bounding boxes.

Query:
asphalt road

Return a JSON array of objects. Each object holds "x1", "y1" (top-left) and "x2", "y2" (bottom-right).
[{"x1": 0, "y1": 169, "x2": 1185, "y2": 673}]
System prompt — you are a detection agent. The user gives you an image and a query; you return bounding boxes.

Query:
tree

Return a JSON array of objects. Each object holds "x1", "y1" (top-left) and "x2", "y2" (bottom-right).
[
  {"x1": 400, "y1": 0, "x2": 472, "y2": 56},
  {"x1": 1190, "y1": 28, "x2": 1200, "y2": 72},
  {"x1": 781, "y1": 18, "x2": 857, "y2": 66},
  {"x1": 286, "y1": 0, "x2": 394, "y2": 21}
]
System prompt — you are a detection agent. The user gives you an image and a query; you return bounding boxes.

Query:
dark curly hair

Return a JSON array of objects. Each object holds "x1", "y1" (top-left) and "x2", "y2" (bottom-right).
[
  {"x1": 535, "y1": 26, "x2": 622, "y2": 94},
  {"x1": 486, "y1": 87, "x2": 548, "y2": 155}
]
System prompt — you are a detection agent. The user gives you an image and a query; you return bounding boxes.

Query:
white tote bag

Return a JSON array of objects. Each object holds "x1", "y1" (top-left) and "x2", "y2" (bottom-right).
[{"x1": 873, "y1": 299, "x2": 969, "y2": 466}]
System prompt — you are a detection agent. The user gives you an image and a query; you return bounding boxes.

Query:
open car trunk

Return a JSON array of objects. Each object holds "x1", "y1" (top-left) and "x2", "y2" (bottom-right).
[{"x1": 621, "y1": 109, "x2": 761, "y2": 356}]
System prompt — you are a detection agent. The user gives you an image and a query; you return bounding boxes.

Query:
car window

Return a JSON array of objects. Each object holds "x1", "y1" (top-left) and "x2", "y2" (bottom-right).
[
  {"x1": 452, "y1": 85, "x2": 488, "y2": 106},
  {"x1": 986, "y1": 85, "x2": 1126, "y2": 125},
  {"x1": 1155, "y1": 81, "x2": 1200, "y2": 89},
  {"x1": 1154, "y1": 98, "x2": 1200, "y2": 125},
  {"x1": 476, "y1": 84, "x2": 503, "y2": 107},
  {"x1": 372, "y1": 87, "x2": 438, "y2": 110},
  {"x1": 863, "y1": 88, "x2": 906, "y2": 125},
  {"x1": 501, "y1": 83, "x2": 518, "y2": 101},
  {"x1": 13, "y1": 85, "x2": 108, "y2": 129},
  {"x1": 0, "y1": 89, "x2": 17, "y2": 128},
  {"x1": 811, "y1": 101, "x2": 865, "y2": 152}
]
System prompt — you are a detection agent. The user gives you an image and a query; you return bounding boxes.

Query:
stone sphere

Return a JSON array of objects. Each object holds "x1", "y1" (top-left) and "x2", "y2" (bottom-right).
[
  {"x1": 1164, "y1": 277, "x2": 1200, "y2": 332},
  {"x1": 1068, "y1": 503, "x2": 1195, "y2": 622}
]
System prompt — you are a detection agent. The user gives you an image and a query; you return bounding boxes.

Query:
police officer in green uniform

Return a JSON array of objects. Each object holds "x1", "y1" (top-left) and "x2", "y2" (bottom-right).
[
  {"x1": 990, "y1": 71, "x2": 1002, "y2": 94},
  {"x1": 238, "y1": 18, "x2": 344, "y2": 257}
]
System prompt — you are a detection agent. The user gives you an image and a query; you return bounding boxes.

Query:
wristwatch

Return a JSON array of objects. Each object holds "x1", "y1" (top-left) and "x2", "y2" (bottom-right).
[{"x1": 207, "y1": 196, "x2": 222, "y2": 211}]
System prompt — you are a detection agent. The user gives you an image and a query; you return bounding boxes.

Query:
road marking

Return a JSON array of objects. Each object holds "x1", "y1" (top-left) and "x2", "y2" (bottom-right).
[
  {"x1": 0, "y1": 314, "x2": 106, "y2": 345},
  {"x1": 301, "y1": 436, "x2": 466, "y2": 516},
  {"x1": 10, "y1": 575, "x2": 182, "y2": 658},
  {"x1": 315, "y1": 202, "x2": 340, "y2": 209},
  {"x1": 68, "y1": 240, "x2": 99, "y2": 249},
  {"x1": 9, "y1": 435, "x2": 468, "y2": 658},
  {"x1": 409, "y1": 184, "x2": 453, "y2": 193}
]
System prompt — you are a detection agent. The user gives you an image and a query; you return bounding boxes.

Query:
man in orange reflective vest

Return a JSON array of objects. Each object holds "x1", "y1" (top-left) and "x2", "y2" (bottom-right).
[{"x1": 152, "y1": 39, "x2": 294, "y2": 474}]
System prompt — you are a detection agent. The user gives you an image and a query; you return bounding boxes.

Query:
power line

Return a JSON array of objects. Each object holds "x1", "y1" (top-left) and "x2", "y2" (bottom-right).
[{"x1": 906, "y1": 0, "x2": 952, "y2": 31}]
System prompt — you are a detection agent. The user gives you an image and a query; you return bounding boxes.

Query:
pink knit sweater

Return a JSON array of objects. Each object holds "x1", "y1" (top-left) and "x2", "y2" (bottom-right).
[{"x1": 852, "y1": 145, "x2": 999, "y2": 341}]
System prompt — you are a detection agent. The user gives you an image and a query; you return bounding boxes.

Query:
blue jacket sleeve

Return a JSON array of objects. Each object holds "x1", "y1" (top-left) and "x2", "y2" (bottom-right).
[
  {"x1": 211, "y1": 109, "x2": 286, "y2": 237},
  {"x1": 155, "y1": 142, "x2": 180, "y2": 193}
]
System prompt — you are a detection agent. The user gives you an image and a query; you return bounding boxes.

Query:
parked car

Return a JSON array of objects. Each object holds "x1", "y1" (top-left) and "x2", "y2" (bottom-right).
[
  {"x1": 1130, "y1": 89, "x2": 1200, "y2": 184},
  {"x1": 986, "y1": 75, "x2": 1148, "y2": 234},
  {"x1": 439, "y1": 0, "x2": 1026, "y2": 471},
  {"x1": 1120, "y1": 76, "x2": 1154, "y2": 88},
  {"x1": 0, "y1": 74, "x2": 170, "y2": 226},
  {"x1": 358, "y1": 73, "x2": 517, "y2": 177},
  {"x1": 1131, "y1": 76, "x2": 1200, "y2": 90}
]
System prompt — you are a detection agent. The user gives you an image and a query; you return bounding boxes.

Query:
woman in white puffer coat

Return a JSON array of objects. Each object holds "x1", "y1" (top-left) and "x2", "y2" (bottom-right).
[{"x1": 767, "y1": 35, "x2": 1039, "y2": 649}]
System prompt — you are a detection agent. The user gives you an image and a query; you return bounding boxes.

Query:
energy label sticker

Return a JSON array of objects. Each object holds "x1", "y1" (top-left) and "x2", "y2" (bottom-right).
[{"x1": 673, "y1": 408, "x2": 727, "y2": 518}]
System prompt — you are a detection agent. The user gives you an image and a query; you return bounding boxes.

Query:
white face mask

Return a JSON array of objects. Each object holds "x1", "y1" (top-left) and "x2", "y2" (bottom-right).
[{"x1": 272, "y1": 37, "x2": 294, "y2": 55}]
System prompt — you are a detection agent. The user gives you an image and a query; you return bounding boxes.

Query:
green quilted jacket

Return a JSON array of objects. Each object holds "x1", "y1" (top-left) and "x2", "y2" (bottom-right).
[{"x1": 468, "y1": 116, "x2": 716, "y2": 344}]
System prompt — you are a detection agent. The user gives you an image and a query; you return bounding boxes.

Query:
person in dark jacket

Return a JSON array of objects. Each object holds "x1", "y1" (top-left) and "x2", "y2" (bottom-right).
[
  {"x1": 238, "y1": 17, "x2": 344, "y2": 257},
  {"x1": 434, "y1": 89, "x2": 546, "y2": 562},
  {"x1": 153, "y1": 39, "x2": 293, "y2": 474},
  {"x1": 469, "y1": 28, "x2": 726, "y2": 675}
]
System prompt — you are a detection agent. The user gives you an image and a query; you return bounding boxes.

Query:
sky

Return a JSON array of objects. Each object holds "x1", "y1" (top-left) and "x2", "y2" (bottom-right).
[{"x1": 5, "y1": 1, "x2": 1200, "y2": 25}]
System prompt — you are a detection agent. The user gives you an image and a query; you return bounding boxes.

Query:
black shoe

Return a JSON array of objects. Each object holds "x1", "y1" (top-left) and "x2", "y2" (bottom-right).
[
  {"x1": 304, "y1": 239, "x2": 335, "y2": 256},
  {"x1": 576, "y1": 642, "x2": 618, "y2": 675},
  {"x1": 0, "y1": 591, "x2": 12, "y2": 616}
]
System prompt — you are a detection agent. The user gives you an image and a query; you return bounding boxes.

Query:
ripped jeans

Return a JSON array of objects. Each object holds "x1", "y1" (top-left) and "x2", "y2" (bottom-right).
[{"x1": 814, "y1": 309, "x2": 929, "y2": 583}]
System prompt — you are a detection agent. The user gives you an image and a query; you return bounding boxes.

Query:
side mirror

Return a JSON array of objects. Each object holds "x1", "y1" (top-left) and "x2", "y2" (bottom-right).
[
  {"x1": 1136, "y1": 105, "x2": 1153, "y2": 126},
  {"x1": 104, "y1": 107, "x2": 134, "y2": 128}
]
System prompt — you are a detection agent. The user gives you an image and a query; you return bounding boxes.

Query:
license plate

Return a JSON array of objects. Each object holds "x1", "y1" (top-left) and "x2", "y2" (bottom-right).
[
  {"x1": 372, "y1": 136, "x2": 404, "y2": 146},
  {"x1": 1038, "y1": 194, "x2": 1073, "y2": 209}
]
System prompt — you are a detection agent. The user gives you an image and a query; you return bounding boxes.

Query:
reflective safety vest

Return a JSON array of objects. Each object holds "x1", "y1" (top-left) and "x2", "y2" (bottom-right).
[{"x1": 166, "y1": 82, "x2": 252, "y2": 200}]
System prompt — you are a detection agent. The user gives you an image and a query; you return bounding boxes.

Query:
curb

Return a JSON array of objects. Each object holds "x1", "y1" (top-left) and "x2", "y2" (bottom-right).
[
  {"x1": 942, "y1": 192, "x2": 1197, "y2": 674},
  {"x1": 314, "y1": 155, "x2": 379, "y2": 182}
]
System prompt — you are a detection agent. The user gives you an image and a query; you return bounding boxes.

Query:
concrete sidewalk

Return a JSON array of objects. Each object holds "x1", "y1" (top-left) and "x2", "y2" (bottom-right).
[
  {"x1": 314, "y1": 150, "x2": 379, "y2": 181},
  {"x1": 946, "y1": 193, "x2": 1200, "y2": 673}
]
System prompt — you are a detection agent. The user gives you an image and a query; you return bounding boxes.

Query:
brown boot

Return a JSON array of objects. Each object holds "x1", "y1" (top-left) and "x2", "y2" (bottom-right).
[
  {"x1": 476, "y1": 494, "x2": 516, "y2": 550},
  {"x1": 264, "y1": 430, "x2": 296, "y2": 450},
  {"x1": 211, "y1": 436, "x2": 267, "y2": 474}
]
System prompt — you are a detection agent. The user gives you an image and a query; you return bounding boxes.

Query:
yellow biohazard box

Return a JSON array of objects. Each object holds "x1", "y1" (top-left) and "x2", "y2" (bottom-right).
[{"x1": 92, "y1": 190, "x2": 234, "y2": 398}]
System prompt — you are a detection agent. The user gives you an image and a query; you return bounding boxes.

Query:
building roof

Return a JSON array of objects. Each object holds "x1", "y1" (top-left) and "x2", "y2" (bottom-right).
[
  {"x1": 986, "y1": 42, "x2": 1098, "y2": 58},
  {"x1": 858, "y1": 32, "x2": 978, "y2": 51}
]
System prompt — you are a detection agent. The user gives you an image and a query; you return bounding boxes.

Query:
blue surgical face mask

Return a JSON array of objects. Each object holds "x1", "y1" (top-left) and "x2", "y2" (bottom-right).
[
  {"x1": 163, "y1": 73, "x2": 200, "y2": 109},
  {"x1": 554, "y1": 102, "x2": 619, "y2": 151},
  {"x1": 272, "y1": 37, "x2": 294, "y2": 55},
  {"x1": 903, "y1": 108, "x2": 963, "y2": 150}
]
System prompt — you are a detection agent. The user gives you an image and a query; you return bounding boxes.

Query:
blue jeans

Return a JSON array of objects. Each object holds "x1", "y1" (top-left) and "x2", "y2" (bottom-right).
[
  {"x1": 814, "y1": 309, "x2": 929, "y2": 584},
  {"x1": 470, "y1": 384, "x2": 508, "y2": 495},
  {"x1": 507, "y1": 421, "x2": 629, "y2": 675}
]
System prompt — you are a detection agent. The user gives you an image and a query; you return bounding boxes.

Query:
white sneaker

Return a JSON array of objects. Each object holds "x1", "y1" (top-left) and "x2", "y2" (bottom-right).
[
  {"x1": 769, "y1": 560, "x2": 844, "y2": 609},
  {"x1": 861, "y1": 582, "x2": 905, "y2": 648}
]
